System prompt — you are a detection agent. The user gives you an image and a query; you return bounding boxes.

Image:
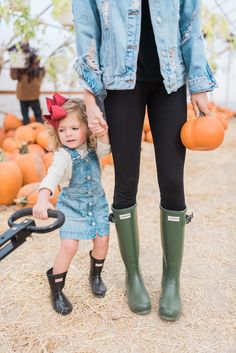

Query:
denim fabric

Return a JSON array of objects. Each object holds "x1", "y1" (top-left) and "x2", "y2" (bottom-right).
[
  {"x1": 57, "y1": 148, "x2": 110, "y2": 240},
  {"x1": 72, "y1": 0, "x2": 217, "y2": 99}
]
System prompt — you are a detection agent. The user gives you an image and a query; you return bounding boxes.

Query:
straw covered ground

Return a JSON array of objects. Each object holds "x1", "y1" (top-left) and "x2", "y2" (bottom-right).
[{"x1": 0, "y1": 119, "x2": 235, "y2": 353}]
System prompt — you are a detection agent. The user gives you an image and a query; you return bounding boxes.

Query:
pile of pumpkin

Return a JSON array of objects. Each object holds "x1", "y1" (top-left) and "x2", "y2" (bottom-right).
[
  {"x1": 0, "y1": 114, "x2": 115, "y2": 207},
  {"x1": 0, "y1": 101, "x2": 235, "y2": 207}
]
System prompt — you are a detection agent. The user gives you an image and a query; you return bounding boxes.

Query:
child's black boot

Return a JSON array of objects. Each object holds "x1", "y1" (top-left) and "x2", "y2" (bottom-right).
[
  {"x1": 89, "y1": 250, "x2": 107, "y2": 297},
  {"x1": 46, "y1": 268, "x2": 73, "y2": 315}
]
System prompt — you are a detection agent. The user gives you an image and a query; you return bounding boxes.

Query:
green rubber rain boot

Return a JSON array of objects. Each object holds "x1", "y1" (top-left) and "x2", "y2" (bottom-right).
[
  {"x1": 111, "y1": 204, "x2": 151, "y2": 315},
  {"x1": 159, "y1": 206, "x2": 193, "y2": 321}
]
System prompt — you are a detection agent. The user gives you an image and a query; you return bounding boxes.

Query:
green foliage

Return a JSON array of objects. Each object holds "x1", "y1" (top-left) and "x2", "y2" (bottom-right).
[
  {"x1": 45, "y1": 55, "x2": 69, "y2": 91},
  {"x1": 51, "y1": 0, "x2": 71, "y2": 19},
  {"x1": 201, "y1": 5, "x2": 236, "y2": 71}
]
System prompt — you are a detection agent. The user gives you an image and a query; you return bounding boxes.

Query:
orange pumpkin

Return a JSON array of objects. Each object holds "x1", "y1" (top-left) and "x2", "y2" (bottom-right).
[
  {"x1": 143, "y1": 112, "x2": 150, "y2": 132},
  {"x1": 180, "y1": 115, "x2": 224, "y2": 151},
  {"x1": 215, "y1": 112, "x2": 228, "y2": 130},
  {"x1": 42, "y1": 152, "x2": 54, "y2": 171},
  {"x1": 14, "y1": 143, "x2": 46, "y2": 184},
  {"x1": 3, "y1": 113, "x2": 22, "y2": 131},
  {"x1": 142, "y1": 130, "x2": 145, "y2": 141},
  {"x1": 15, "y1": 182, "x2": 60, "y2": 208},
  {"x1": 0, "y1": 128, "x2": 5, "y2": 147},
  {"x1": 14, "y1": 125, "x2": 37, "y2": 144},
  {"x1": 145, "y1": 130, "x2": 153, "y2": 143},
  {"x1": 28, "y1": 143, "x2": 46, "y2": 158},
  {"x1": 28, "y1": 122, "x2": 46, "y2": 136},
  {"x1": 5, "y1": 129, "x2": 16, "y2": 138},
  {"x1": 2, "y1": 137, "x2": 22, "y2": 153},
  {"x1": 101, "y1": 153, "x2": 113, "y2": 167},
  {"x1": 36, "y1": 131, "x2": 50, "y2": 150},
  {"x1": 0, "y1": 149, "x2": 23, "y2": 205}
]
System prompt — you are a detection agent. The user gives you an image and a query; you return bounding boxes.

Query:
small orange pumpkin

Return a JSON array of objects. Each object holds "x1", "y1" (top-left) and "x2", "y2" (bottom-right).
[
  {"x1": 14, "y1": 125, "x2": 37, "y2": 144},
  {"x1": 180, "y1": 115, "x2": 224, "y2": 151},
  {"x1": 42, "y1": 152, "x2": 54, "y2": 171},
  {"x1": 0, "y1": 128, "x2": 5, "y2": 147},
  {"x1": 5, "y1": 129, "x2": 16, "y2": 138},
  {"x1": 0, "y1": 149, "x2": 23, "y2": 205},
  {"x1": 143, "y1": 112, "x2": 150, "y2": 132},
  {"x1": 15, "y1": 182, "x2": 60, "y2": 208},
  {"x1": 28, "y1": 122, "x2": 46, "y2": 136},
  {"x1": 215, "y1": 112, "x2": 228, "y2": 130},
  {"x1": 14, "y1": 143, "x2": 46, "y2": 184},
  {"x1": 28, "y1": 143, "x2": 46, "y2": 158},
  {"x1": 145, "y1": 130, "x2": 153, "y2": 143},
  {"x1": 3, "y1": 113, "x2": 22, "y2": 131},
  {"x1": 36, "y1": 131, "x2": 50, "y2": 150},
  {"x1": 2, "y1": 137, "x2": 22, "y2": 153},
  {"x1": 101, "y1": 153, "x2": 113, "y2": 167}
]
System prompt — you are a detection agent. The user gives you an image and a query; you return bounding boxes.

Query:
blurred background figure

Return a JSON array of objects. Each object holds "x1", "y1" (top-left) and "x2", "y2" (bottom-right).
[{"x1": 9, "y1": 42, "x2": 45, "y2": 125}]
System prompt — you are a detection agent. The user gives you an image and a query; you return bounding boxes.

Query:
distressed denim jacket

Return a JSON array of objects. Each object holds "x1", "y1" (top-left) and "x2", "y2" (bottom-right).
[{"x1": 72, "y1": 0, "x2": 217, "y2": 99}]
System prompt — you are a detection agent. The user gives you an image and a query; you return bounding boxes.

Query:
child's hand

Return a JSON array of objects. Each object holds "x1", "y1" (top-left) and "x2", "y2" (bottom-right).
[
  {"x1": 89, "y1": 118, "x2": 108, "y2": 138},
  {"x1": 32, "y1": 201, "x2": 55, "y2": 220}
]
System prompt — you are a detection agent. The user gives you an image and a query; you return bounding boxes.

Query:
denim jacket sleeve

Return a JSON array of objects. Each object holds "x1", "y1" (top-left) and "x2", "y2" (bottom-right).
[
  {"x1": 72, "y1": 0, "x2": 107, "y2": 99},
  {"x1": 179, "y1": 0, "x2": 218, "y2": 94}
]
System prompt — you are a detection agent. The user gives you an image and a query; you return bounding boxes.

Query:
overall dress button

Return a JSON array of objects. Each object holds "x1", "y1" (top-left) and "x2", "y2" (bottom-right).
[
  {"x1": 92, "y1": 222, "x2": 96, "y2": 226},
  {"x1": 87, "y1": 175, "x2": 91, "y2": 180},
  {"x1": 88, "y1": 212, "x2": 92, "y2": 216}
]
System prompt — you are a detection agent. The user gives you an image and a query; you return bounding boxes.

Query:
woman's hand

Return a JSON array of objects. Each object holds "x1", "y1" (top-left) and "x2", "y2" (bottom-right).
[
  {"x1": 190, "y1": 92, "x2": 210, "y2": 117},
  {"x1": 89, "y1": 118, "x2": 108, "y2": 137},
  {"x1": 84, "y1": 89, "x2": 108, "y2": 129}
]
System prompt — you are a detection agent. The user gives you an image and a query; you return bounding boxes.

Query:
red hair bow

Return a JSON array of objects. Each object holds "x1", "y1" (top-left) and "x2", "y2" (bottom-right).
[{"x1": 43, "y1": 92, "x2": 68, "y2": 128}]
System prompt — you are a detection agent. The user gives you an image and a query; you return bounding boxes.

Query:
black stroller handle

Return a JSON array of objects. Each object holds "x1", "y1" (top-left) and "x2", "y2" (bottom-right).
[{"x1": 8, "y1": 208, "x2": 65, "y2": 234}]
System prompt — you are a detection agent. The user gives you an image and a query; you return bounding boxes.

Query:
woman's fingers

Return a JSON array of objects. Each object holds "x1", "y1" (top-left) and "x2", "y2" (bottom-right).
[{"x1": 190, "y1": 92, "x2": 210, "y2": 117}]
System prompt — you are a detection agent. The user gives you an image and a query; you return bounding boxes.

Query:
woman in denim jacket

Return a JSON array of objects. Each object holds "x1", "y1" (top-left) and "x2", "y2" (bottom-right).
[{"x1": 72, "y1": 0, "x2": 217, "y2": 321}]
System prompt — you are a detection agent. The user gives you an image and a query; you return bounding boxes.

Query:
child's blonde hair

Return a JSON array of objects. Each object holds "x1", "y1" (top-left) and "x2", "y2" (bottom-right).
[{"x1": 45, "y1": 98, "x2": 96, "y2": 151}]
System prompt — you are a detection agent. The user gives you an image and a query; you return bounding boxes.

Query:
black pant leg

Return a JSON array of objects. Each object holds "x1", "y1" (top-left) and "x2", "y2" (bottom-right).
[
  {"x1": 104, "y1": 82, "x2": 150, "y2": 209},
  {"x1": 20, "y1": 100, "x2": 30, "y2": 125},
  {"x1": 147, "y1": 84, "x2": 187, "y2": 211},
  {"x1": 30, "y1": 99, "x2": 43, "y2": 123}
]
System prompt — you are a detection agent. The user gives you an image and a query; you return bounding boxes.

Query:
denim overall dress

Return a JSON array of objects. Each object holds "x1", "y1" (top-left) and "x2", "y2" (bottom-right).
[{"x1": 57, "y1": 147, "x2": 110, "y2": 240}]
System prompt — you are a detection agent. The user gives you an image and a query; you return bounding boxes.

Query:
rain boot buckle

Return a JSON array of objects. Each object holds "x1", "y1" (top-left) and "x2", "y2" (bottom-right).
[{"x1": 186, "y1": 212, "x2": 193, "y2": 224}]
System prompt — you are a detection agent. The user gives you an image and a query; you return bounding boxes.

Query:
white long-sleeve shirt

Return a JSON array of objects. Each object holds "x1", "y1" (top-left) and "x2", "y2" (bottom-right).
[{"x1": 39, "y1": 140, "x2": 111, "y2": 195}]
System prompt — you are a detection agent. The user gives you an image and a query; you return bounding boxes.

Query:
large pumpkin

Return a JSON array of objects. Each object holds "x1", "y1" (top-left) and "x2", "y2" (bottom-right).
[
  {"x1": 14, "y1": 125, "x2": 37, "y2": 143},
  {"x1": 3, "y1": 113, "x2": 22, "y2": 131},
  {"x1": 14, "y1": 143, "x2": 46, "y2": 184},
  {"x1": 0, "y1": 149, "x2": 23, "y2": 205},
  {"x1": 180, "y1": 115, "x2": 224, "y2": 151},
  {"x1": 15, "y1": 182, "x2": 60, "y2": 208}
]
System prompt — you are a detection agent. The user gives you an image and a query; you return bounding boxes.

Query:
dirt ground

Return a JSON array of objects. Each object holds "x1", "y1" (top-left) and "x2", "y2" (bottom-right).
[{"x1": 0, "y1": 119, "x2": 235, "y2": 353}]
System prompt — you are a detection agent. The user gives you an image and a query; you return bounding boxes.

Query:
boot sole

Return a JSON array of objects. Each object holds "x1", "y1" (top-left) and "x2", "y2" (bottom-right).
[
  {"x1": 131, "y1": 308, "x2": 151, "y2": 315},
  {"x1": 91, "y1": 290, "x2": 106, "y2": 298},
  {"x1": 159, "y1": 311, "x2": 180, "y2": 321},
  {"x1": 52, "y1": 305, "x2": 73, "y2": 316}
]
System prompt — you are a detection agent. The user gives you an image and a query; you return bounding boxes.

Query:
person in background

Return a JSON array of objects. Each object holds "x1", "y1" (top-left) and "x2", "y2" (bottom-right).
[
  {"x1": 10, "y1": 52, "x2": 45, "y2": 125},
  {"x1": 72, "y1": 0, "x2": 217, "y2": 321}
]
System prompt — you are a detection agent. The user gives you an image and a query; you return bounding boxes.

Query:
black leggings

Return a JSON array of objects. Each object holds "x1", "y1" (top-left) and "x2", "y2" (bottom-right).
[{"x1": 104, "y1": 81, "x2": 187, "y2": 211}]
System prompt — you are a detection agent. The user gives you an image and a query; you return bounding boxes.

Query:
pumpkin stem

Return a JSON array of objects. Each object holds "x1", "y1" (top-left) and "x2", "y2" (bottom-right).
[
  {"x1": 19, "y1": 142, "x2": 29, "y2": 154},
  {"x1": 14, "y1": 196, "x2": 28, "y2": 205},
  {"x1": 0, "y1": 149, "x2": 7, "y2": 162}
]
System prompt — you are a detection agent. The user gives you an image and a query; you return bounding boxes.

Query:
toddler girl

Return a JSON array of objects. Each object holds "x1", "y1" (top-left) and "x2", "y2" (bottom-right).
[{"x1": 33, "y1": 93, "x2": 110, "y2": 315}]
